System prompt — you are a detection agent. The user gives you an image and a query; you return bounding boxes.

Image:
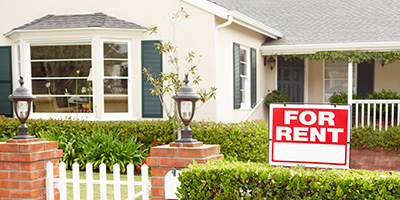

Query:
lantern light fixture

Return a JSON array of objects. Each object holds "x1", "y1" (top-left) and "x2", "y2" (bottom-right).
[
  {"x1": 8, "y1": 76, "x2": 36, "y2": 139},
  {"x1": 172, "y1": 74, "x2": 200, "y2": 143},
  {"x1": 268, "y1": 56, "x2": 276, "y2": 71}
]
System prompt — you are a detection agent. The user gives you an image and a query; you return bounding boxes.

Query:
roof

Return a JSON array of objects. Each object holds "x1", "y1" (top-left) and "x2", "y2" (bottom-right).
[
  {"x1": 12, "y1": 12, "x2": 146, "y2": 30},
  {"x1": 208, "y1": 0, "x2": 400, "y2": 46}
]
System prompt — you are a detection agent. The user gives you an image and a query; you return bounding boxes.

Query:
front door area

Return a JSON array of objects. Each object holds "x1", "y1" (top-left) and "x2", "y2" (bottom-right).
[{"x1": 277, "y1": 57, "x2": 304, "y2": 102}]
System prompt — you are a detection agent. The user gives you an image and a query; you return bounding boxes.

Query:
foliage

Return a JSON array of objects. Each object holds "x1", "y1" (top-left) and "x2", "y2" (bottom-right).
[
  {"x1": 281, "y1": 50, "x2": 400, "y2": 66},
  {"x1": 81, "y1": 127, "x2": 146, "y2": 172},
  {"x1": 178, "y1": 160, "x2": 400, "y2": 199},
  {"x1": 351, "y1": 126, "x2": 400, "y2": 151},
  {"x1": 191, "y1": 120, "x2": 269, "y2": 163},
  {"x1": 143, "y1": 8, "x2": 216, "y2": 119},
  {"x1": 264, "y1": 90, "x2": 290, "y2": 107},
  {"x1": 366, "y1": 89, "x2": 400, "y2": 100}
]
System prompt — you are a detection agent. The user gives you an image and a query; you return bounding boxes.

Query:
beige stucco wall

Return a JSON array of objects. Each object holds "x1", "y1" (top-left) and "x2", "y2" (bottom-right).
[
  {"x1": 374, "y1": 60, "x2": 400, "y2": 93},
  {"x1": 0, "y1": 0, "x2": 219, "y2": 121},
  {"x1": 307, "y1": 59, "x2": 324, "y2": 103},
  {"x1": 216, "y1": 17, "x2": 271, "y2": 122}
]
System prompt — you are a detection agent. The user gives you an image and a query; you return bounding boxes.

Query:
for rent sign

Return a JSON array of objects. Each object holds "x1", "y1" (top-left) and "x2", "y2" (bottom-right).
[{"x1": 269, "y1": 104, "x2": 351, "y2": 169}]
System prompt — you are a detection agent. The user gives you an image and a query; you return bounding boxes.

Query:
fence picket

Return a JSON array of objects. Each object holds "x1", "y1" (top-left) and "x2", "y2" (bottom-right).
[
  {"x1": 142, "y1": 164, "x2": 149, "y2": 200},
  {"x1": 113, "y1": 164, "x2": 121, "y2": 200},
  {"x1": 72, "y1": 163, "x2": 80, "y2": 200},
  {"x1": 100, "y1": 163, "x2": 107, "y2": 200},
  {"x1": 127, "y1": 164, "x2": 134, "y2": 199},
  {"x1": 59, "y1": 162, "x2": 67, "y2": 200},
  {"x1": 86, "y1": 163, "x2": 94, "y2": 200},
  {"x1": 46, "y1": 162, "x2": 54, "y2": 199}
]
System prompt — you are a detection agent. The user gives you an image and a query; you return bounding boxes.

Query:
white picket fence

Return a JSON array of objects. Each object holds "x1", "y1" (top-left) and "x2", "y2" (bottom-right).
[
  {"x1": 46, "y1": 162, "x2": 150, "y2": 200},
  {"x1": 352, "y1": 99, "x2": 400, "y2": 130}
]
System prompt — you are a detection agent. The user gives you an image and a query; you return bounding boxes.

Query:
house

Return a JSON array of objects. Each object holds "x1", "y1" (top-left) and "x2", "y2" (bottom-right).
[{"x1": 1, "y1": 0, "x2": 400, "y2": 123}]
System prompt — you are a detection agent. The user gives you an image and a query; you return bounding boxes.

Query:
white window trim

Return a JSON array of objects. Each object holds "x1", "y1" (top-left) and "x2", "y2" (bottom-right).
[
  {"x1": 25, "y1": 39, "x2": 95, "y2": 119},
  {"x1": 240, "y1": 46, "x2": 251, "y2": 110},
  {"x1": 100, "y1": 39, "x2": 132, "y2": 119},
  {"x1": 322, "y1": 60, "x2": 357, "y2": 103},
  {"x1": 13, "y1": 42, "x2": 21, "y2": 89}
]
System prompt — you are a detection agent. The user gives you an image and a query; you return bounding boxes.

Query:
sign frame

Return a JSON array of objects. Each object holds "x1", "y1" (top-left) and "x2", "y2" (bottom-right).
[{"x1": 268, "y1": 103, "x2": 351, "y2": 169}]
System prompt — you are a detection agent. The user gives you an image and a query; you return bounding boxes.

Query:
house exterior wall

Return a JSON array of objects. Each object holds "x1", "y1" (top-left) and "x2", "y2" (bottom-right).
[
  {"x1": 307, "y1": 59, "x2": 324, "y2": 103},
  {"x1": 216, "y1": 17, "x2": 271, "y2": 122},
  {"x1": 374, "y1": 60, "x2": 400, "y2": 93},
  {"x1": 0, "y1": 0, "x2": 219, "y2": 121}
]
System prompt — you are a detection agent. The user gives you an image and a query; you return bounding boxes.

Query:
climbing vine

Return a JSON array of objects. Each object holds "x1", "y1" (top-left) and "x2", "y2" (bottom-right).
[{"x1": 281, "y1": 51, "x2": 400, "y2": 66}]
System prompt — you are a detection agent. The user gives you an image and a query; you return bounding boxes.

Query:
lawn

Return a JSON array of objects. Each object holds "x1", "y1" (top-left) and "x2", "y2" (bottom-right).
[{"x1": 65, "y1": 170, "x2": 150, "y2": 200}]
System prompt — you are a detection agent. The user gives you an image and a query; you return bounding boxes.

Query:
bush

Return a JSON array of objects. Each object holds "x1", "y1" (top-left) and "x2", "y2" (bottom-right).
[
  {"x1": 264, "y1": 90, "x2": 289, "y2": 107},
  {"x1": 351, "y1": 126, "x2": 400, "y2": 150},
  {"x1": 191, "y1": 120, "x2": 268, "y2": 163},
  {"x1": 178, "y1": 160, "x2": 400, "y2": 199}
]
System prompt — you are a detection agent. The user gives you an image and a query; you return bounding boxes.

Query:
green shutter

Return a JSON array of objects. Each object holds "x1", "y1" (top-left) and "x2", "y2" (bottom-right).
[
  {"x1": 142, "y1": 41, "x2": 163, "y2": 118},
  {"x1": 233, "y1": 43, "x2": 241, "y2": 109},
  {"x1": 250, "y1": 48, "x2": 257, "y2": 108},
  {"x1": 0, "y1": 46, "x2": 12, "y2": 117}
]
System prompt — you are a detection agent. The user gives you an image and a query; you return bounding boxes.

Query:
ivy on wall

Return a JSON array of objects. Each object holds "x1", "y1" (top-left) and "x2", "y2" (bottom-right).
[{"x1": 281, "y1": 51, "x2": 400, "y2": 66}]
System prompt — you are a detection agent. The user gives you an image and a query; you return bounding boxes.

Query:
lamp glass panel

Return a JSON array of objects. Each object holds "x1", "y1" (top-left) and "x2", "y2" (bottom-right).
[
  {"x1": 17, "y1": 101, "x2": 29, "y2": 120},
  {"x1": 181, "y1": 101, "x2": 193, "y2": 121}
]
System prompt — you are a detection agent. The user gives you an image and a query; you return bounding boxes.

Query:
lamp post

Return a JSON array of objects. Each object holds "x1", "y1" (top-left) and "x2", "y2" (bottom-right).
[
  {"x1": 173, "y1": 74, "x2": 200, "y2": 143},
  {"x1": 9, "y1": 76, "x2": 36, "y2": 139}
]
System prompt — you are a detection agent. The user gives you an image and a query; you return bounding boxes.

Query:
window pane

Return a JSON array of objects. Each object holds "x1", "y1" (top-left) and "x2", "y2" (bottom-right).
[
  {"x1": 31, "y1": 45, "x2": 91, "y2": 59},
  {"x1": 325, "y1": 68, "x2": 348, "y2": 79},
  {"x1": 33, "y1": 96, "x2": 93, "y2": 113},
  {"x1": 32, "y1": 79, "x2": 93, "y2": 95},
  {"x1": 31, "y1": 61, "x2": 91, "y2": 78},
  {"x1": 240, "y1": 49, "x2": 246, "y2": 62},
  {"x1": 104, "y1": 96, "x2": 128, "y2": 113},
  {"x1": 104, "y1": 61, "x2": 128, "y2": 77},
  {"x1": 104, "y1": 79, "x2": 127, "y2": 94},
  {"x1": 104, "y1": 42, "x2": 128, "y2": 58}
]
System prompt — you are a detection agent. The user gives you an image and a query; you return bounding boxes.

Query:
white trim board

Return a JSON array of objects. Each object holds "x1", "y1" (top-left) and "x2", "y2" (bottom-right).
[{"x1": 261, "y1": 41, "x2": 400, "y2": 55}]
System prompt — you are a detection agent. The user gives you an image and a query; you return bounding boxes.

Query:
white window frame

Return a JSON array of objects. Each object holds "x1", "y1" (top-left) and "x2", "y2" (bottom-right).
[
  {"x1": 100, "y1": 39, "x2": 132, "y2": 119},
  {"x1": 323, "y1": 60, "x2": 357, "y2": 102},
  {"x1": 240, "y1": 46, "x2": 251, "y2": 109},
  {"x1": 26, "y1": 39, "x2": 95, "y2": 119},
  {"x1": 13, "y1": 42, "x2": 21, "y2": 89}
]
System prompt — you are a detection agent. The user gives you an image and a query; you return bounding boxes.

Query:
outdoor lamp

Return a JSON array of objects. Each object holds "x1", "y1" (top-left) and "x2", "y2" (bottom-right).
[
  {"x1": 268, "y1": 56, "x2": 276, "y2": 71},
  {"x1": 173, "y1": 74, "x2": 200, "y2": 143},
  {"x1": 8, "y1": 76, "x2": 36, "y2": 139}
]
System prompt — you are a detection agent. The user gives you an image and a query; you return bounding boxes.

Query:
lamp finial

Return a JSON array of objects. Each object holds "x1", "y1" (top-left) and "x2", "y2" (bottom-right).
[
  {"x1": 19, "y1": 76, "x2": 24, "y2": 86},
  {"x1": 184, "y1": 74, "x2": 189, "y2": 85}
]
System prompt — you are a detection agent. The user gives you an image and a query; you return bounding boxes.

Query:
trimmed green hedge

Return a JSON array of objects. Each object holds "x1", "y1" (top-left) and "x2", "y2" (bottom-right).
[
  {"x1": 351, "y1": 126, "x2": 400, "y2": 150},
  {"x1": 178, "y1": 160, "x2": 400, "y2": 199},
  {"x1": 0, "y1": 116, "x2": 269, "y2": 169}
]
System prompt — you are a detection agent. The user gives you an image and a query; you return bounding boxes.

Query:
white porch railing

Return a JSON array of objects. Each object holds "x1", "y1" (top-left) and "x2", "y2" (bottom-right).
[
  {"x1": 46, "y1": 162, "x2": 150, "y2": 200},
  {"x1": 351, "y1": 99, "x2": 400, "y2": 130}
]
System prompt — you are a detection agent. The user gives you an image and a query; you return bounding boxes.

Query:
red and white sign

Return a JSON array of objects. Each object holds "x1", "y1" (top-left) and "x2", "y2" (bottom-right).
[{"x1": 269, "y1": 104, "x2": 351, "y2": 169}]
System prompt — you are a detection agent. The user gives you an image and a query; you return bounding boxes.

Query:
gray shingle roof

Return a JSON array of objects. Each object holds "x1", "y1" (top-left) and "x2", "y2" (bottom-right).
[
  {"x1": 209, "y1": 0, "x2": 400, "y2": 46},
  {"x1": 13, "y1": 13, "x2": 146, "y2": 30}
]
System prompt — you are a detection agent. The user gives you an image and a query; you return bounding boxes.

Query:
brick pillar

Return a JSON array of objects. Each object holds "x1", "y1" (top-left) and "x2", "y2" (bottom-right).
[
  {"x1": 147, "y1": 142, "x2": 223, "y2": 200},
  {"x1": 0, "y1": 138, "x2": 63, "y2": 199}
]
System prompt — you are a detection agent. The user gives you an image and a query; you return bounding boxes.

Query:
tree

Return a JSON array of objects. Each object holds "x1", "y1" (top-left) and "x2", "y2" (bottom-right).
[{"x1": 143, "y1": 8, "x2": 216, "y2": 120}]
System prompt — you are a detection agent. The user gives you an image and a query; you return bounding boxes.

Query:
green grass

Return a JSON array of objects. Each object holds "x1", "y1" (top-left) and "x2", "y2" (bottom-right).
[{"x1": 65, "y1": 170, "x2": 149, "y2": 200}]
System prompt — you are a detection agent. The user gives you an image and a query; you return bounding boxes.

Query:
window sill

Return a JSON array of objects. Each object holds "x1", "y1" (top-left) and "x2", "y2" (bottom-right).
[{"x1": 239, "y1": 107, "x2": 251, "y2": 111}]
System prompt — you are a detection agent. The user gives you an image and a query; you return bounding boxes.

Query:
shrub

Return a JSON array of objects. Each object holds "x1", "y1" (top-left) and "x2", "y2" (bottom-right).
[
  {"x1": 178, "y1": 160, "x2": 400, "y2": 199},
  {"x1": 191, "y1": 120, "x2": 269, "y2": 163},
  {"x1": 351, "y1": 126, "x2": 400, "y2": 150},
  {"x1": 264, "y1": 90, "x2": 289, "y2": 107}
]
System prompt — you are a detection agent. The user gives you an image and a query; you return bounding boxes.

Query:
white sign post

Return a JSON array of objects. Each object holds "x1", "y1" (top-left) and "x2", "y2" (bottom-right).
[{"x1": 269, "y1": 104, "x2": 351, "y2": 169}]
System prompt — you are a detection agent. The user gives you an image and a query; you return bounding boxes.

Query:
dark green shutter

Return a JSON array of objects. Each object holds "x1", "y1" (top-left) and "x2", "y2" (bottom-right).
[
  {"x1": 233, "y1": 43, "x2": 241, "y2": 109},
  {"x1": 0, "y1": 46, "x2": 12, "y2": 117},
  {"x1": 142, "y1": 41, "x2": 163, "y2": 118},
  {"x1": 250, "y1": 48, "x2": 257, "y2": 108}
]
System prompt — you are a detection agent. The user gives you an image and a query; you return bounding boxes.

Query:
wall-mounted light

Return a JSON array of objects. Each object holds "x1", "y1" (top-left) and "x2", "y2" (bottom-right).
[{"x1": 267, "y1": 56, "x2": 276, "y2": 71}]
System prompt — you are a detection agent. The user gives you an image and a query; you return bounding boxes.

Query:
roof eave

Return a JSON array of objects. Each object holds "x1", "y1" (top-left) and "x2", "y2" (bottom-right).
[
  {"x1": 260, "y1": 41, "x2": 400, "y2": 55},
  {"x1": 4, "y1": 27, "x2": 147, "y2": 37},
  {"x1": 183, "y1": 0, "x2": 283, "y2": 39}
]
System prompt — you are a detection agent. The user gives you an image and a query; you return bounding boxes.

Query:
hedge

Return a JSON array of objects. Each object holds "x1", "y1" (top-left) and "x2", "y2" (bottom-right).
[
  {"x1": 0, "y1": 116, "x2": 268, "y2": 169},
  {"x1": 178, "y1": 160, "x2": 400, "y2": 199}
]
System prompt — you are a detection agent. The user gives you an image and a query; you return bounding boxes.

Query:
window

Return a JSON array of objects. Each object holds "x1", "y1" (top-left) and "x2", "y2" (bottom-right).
[
  {"x1": 324, "y1": 61, "x2": 356, "y2": 102},
  {"x1": 102, "y1": 41, "x2": 130, "y2": 113},
  {"x1": 233, "y1": 43, "x2": 257, "y2": 109},
  {"x1": 240, "y1": 47, "x2": 251, "y2": 108},
  {"x1": 31, "y1": 43, "x2": 93, "y2": 113}
]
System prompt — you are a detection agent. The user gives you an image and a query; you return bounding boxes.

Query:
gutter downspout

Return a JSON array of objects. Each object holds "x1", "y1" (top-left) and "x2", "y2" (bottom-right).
[{"x1": 215, "y1": 12, "x2": 233, "y2": 122}]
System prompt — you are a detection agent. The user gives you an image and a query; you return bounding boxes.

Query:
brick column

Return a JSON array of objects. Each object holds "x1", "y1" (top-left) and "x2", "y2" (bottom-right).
[
  {"x1": 147, "y1": 142, "x2": 223, "y2": 200},
  {"x1": 0, "y1": 138, "x2": 63, "y2": 199}
]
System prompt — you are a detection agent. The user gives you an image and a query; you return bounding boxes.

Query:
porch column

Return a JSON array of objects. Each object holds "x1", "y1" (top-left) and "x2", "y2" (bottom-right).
[{"x1": 348, "y1": 61, "x2": 353, "y2": 104}]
